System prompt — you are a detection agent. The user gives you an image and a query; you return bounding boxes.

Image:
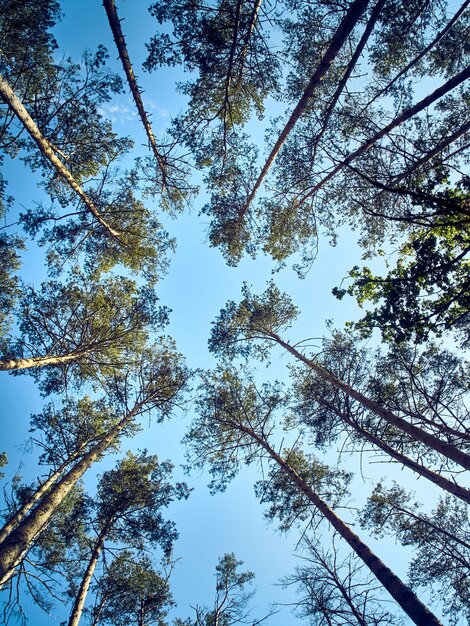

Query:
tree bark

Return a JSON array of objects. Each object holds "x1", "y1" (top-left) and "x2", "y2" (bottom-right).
[
  {"x1": 0, "y1": 352, "x2": 84, "y2": 371},
  {"x1": 0, "y1": 402, "x2": 142, "y2": 587},
  {"x1": 238, "y1": 0, "x2": 369, "y2": 219},
  {"x1": 0, "y1": 449, "x2": 86, "y2": 544},
  {"x1": 68, "y1": 530, "x2": 107, "y2": 626},
  {"x1": 271, "y1": 332, "x2": 470, "y2": 471},
  {"x1": 0, "y1": 73, "x2": 124, "y2": 244},
  {"x1": 103, "y1": 0, "x2": 168, "y2": 186},
  {"x1": 239, "y1": 423, "x2": 443, "y2": 626}
]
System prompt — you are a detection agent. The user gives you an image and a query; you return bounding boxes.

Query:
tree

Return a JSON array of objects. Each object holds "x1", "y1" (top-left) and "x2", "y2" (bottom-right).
[
  {"x1": 180, "y1": 553, "x2": 259, "y2": 626},
  {"x1": 283, "y1": 535, "x2": 403, "y2": 626},
  {"x1": 0, "y1": 484, "x2": 89, "y2": 625},
  {"x1": 0, "y1": 340, "x2": 189, "y2": 587},
  {"x1": 186, "y1": 367, "x2": 443, "y2": 626},
  {"x1": 145, "y1": 0, "x2": 280, "y2": 153},
  {"x1": 0, "y1": 56, "x2": 127, "y2": 243},
  {"x1": 67, "y1": 450, "x2": 188, "y2": 626},
  {"x1": 91, "y1": 551, "x2": 173, "y2": 626},
  {"x1": 289, "y1": 333, "x2": 470, "y2": 503},
  {"x1": 189, "y1": 0, "x2": 470, "y2": 270},
  {"x1": 0, "y1": 397, "x2": 120, "y2": 544},
  {"x1": 0, "y1": 273, "x2": 169, "y2": 394},
  {"x1": 0, "y1": 233, "x2": 23, "y2": 339},
  {"x1": 360, "y1": 482, "x2": 470, "y2": 625},
  {"x1": 0, "y1": 1, "x2": 175, "y2": 278},
  {"x1": 209, "y1": 282, "x2": 470, "y2": 471},
  {"x1": 103, "y1": 0, "x2": 190, "y2": 213}
]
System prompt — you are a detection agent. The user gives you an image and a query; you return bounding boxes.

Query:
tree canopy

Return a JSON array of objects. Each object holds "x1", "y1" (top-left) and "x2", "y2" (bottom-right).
[{"x1": 0, "y1": 1, "x2": 468, "y2": 625}]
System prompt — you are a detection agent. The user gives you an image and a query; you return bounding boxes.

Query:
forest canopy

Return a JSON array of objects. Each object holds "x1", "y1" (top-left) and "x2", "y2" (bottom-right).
[{"x1": 0, "y1": 1, "x2": 469, "y2": 625}]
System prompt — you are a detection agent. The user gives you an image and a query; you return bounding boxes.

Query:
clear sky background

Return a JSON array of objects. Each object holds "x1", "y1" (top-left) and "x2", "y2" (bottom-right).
[{"x1": 0, "y1": 1, "x2": 460, "y2": 624}]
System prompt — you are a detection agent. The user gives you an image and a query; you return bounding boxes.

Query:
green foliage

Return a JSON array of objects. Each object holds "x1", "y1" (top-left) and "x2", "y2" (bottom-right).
[
  {"x1": 107, "y1": 337, "x2": 191, "y2": 421},
  {"x1": 92, "y1": 551, "x2": 173, "y2": 626},
  {"x1": 1, "y1": 272, "x2": 169, "y2": 393},
  {"x1": 95, "y1": 450, "x2": 189, "y2": 555},
  {"x1": 0, "y1": 233, "x2": 24, "y2": 339},
  {"x1": 20, "y1": 48, "x2": 125, "y2": 190},
  {"x1": 360, "y1": 482, "x2": 470, "y2": 625},
  {"x1": 334, "y1": 191, "x2": 470, "y2": 345},
  {"x1": 0, "y1": 0, "x2": 60, "y2": 93},
  {"x1": 209, "y1": 282, "x2": 299, "y2": 360},
  {"x1": 255, "y1": 449, "x2": 352, "y2": 532},
  {"x1": 201, "y1": 133, "x2": 259, "y2": 265},
  {"x1": 145, "y1": 0, "x2": 279, "y2": 129},
  {"x1": 20, "y1": 167, "x2": 175, "y2": 282},
  {"x1": 0, "y1": 452, "x2": 7, "y2": 480},
  {"x1": 28, "y1": 397, "x2": 124, "y2": 468},
  {"x1": 187, "y1": 367, "x2": 288, "y2": 492},
  {"x1": 187, "y1": 553, "x2": 256, "y2": 626}
]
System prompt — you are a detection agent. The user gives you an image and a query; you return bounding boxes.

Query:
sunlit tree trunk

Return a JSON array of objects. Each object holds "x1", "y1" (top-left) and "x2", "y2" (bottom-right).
[
  {"x1": 0, "y1": 402, "x2": 142, "y2": 587},
  {"x1": 0, "y1": 449, "x2": 87, "y2": 544},
  {"x1": 103, "y1": 0, "x2": 168, "y2": 185},
  {"x1": 0, "y1": 73, "x2": 124, "y2": 243},
  {"x1": 68, "y1": 529, "x2": 107, "y2": 626},
  {"x1": 0, "y1": 352, "x2": 85, "y2": 371}
]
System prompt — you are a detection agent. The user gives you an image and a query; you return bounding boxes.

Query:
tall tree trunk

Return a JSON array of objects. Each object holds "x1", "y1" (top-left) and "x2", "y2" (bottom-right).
[
  {"x1": 239, "y1": 0, "x2": 370, "y2": 217},
  {"x1": 68, "y1": 529, "x2": 107, "y2": 626},
  {"x1": 271, "y1": 332, "x2": 470, "y2": 471},
  {"x1": 0, "y1": 402, "x2": 142, "y2": 587},
  {"x1": 103, "y1": 0, "x2": 168, "y2": 187},
  {"x1": 239, "y1": 423, "x2": 443, "y2": 626},
  {"x1": 0, "y1": 73, "x2": 124, "y2": 244},
  {"x1": 298, "y1": 64, "x2": 470, "y2": 204},
  {"x1": 319, "y1": 395, "x2": 470, "y2": 503},
  {"x1": 309, "y1": 0, "x2": 385, "y2": 166},
  {"x1": 0, "y1": 351, "x2": 85, "y2": 371},
  {"x1": 0, "y1": 448, "x2": 86, "y2": 544}
]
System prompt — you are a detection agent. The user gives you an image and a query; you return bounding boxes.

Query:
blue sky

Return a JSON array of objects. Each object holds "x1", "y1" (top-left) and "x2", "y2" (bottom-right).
[{"x1": 1, "y1": 1, "x2": 462, "y2": 624}]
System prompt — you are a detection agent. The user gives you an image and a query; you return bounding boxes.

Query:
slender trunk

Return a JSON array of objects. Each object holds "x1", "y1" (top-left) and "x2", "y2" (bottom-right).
[
  {"x1": 68, "y1": 530, "x2": 107, "y2": 626},
  {"x1": 0, "y1": 449, "x2": 86, "y2": 543},
  {"x1": 309, "y1": 0, "x2": 385, "y2": 167},
  {"x1": 0, "y1": 351, "x2": 84, "y2": 371},
  {"x1": 103, "y1": 0, "x2": 168, "y2": 186},
  {"x1": 362, "y1": 0, "x2": 470, "y2": 112},
  {"x1": 241, "y1": 425, "x2": 443, "y2": 626},
  {"x1": 239, "y1": 0, "x2": 369, "y2": 217},
  {"x1": 0, "y1": 73, "x2": 124, "y2": 244},
  {"x1": 384, "y1": 502, "x2": 470, "y2": 553},
  {"x1": 237, "y1": 0, "x2": 263, "y2": 75},
  {"x1": 298, "y1": 65, "x2": 470, "y2": 204},
  {"x1": 0, "y1": 402, "x2": 142, "y2": 587},
  {"x1": 326, "y1": 398, "x2": 470, "y2": 503},
  {"x1": 271, "y1": 333, "x2": 470, "y2": 470}
]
